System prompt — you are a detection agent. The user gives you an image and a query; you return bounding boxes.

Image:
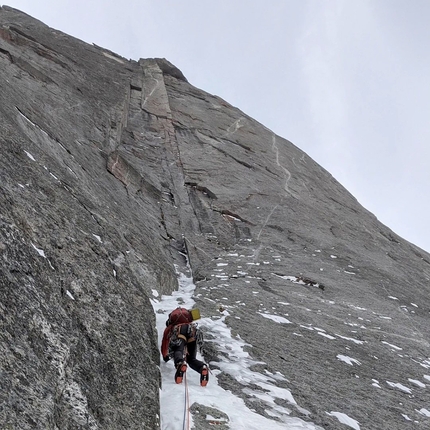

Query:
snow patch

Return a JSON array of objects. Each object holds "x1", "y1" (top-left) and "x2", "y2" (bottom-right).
[
  {"x1": 336, "y1": 355, "x2": 361, "y2": 366},
  {"x1": 386, "y1": 381, "x2": 412, "y2": 394},
  {"x1": 258, "y1": 313, "x2": 292, "y2": 324},
  {"x1": 31, "y1": 243, "x2": 46, "y2": 258},
  {"x1": 24, "y1": 150, "x2": 36, "y2": 161},
  {"x1": 335, "y1": 334, "x2": 364, "y2": 345},
  {"x1": 92, "y1": 234, "x2": 102, "y2": 243},
  {"x1": 326, "y1": 411, "x2": 360, "y2": 429},
  {"x1": 318, "y1": 332, "x2": 336, "y2": 340},
  {"x1": 372, "y1": 379, "x2": 381, "y2": 388},
  {"x1": 381, "y1": 341, "x2": 402, "y2": 350},
  {"x1": 408, "y1": 379, "x2": 425, "y2": 388}
]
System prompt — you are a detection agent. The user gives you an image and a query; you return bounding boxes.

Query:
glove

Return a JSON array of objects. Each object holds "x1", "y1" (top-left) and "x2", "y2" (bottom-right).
[{"x1": 163, "y1": 355, "x2": 170, "y2": 362}]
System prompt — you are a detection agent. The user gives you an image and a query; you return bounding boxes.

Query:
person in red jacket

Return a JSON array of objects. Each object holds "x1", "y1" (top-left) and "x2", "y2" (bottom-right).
[{"x1": 161, "y1": 307, "x2": 209, "y2": 386}]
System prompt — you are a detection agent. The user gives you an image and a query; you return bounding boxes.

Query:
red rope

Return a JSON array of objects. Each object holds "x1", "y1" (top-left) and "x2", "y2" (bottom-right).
[
  {"x1": 181, "y1": 344, "x2": 191, "y2": 430},
  {"x1": 183, "y1": 371, "x2": 191, "y2": 430}
]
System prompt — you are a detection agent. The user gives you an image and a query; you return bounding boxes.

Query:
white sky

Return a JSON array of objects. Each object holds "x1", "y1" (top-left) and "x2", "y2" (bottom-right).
[{"x1": 4, "y1": 0, "x2": 430, "y2": 252}]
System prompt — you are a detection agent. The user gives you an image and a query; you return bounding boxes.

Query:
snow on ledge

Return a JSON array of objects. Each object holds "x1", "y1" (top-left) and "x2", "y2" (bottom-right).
[{"x1": 326, "y1": 411, "x2": 360, "y2": 430}]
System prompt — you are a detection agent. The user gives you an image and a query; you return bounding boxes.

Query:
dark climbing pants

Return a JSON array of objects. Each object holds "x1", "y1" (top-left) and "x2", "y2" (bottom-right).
[{"x1": 171, "y1": 324, "x2": 205, "y2": 373}]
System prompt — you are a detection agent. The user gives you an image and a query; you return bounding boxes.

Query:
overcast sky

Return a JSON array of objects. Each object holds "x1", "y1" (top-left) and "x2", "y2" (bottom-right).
[{"x1": 4, "y1": 1, "x2": 430, "y2": 253}]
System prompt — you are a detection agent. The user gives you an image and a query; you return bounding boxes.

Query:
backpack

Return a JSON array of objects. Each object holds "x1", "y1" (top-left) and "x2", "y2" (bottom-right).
[{"x1": 167, "y1": 307, "x2": 193, "y2": 326}]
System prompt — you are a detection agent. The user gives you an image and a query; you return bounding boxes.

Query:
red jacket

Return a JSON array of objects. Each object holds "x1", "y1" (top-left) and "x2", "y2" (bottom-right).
[{"x1": 161, "y1": 325, "x2": 174, "y2": 359}]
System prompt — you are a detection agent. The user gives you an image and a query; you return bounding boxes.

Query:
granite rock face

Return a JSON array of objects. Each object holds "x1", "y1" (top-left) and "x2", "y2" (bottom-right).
[{"x1": 1, "y1": 6, "x2": 430, "y2": 430}]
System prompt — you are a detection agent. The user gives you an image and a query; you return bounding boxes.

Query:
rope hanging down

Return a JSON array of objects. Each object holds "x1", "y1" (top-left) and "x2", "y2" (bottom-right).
[
  {"x1": 181, "y1": 344, "x2": 191, "y2": 430},
  {"x1": 182, "y1": 371, "x2": 191, "y2": 430}
]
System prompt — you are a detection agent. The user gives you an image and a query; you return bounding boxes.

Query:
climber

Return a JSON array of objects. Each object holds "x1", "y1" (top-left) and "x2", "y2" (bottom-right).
[{"x1": 161, "y1": 307, "x2": 209, "y2": 386}]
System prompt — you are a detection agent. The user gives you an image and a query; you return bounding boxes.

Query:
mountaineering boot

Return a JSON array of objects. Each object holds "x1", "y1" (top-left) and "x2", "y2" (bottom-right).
[
  {"x1": 200, "y1": 365, "x2": 209, "y2": 387},
  {"x1": 175, "y1": 361, "x2": 187, "y2": 384}
]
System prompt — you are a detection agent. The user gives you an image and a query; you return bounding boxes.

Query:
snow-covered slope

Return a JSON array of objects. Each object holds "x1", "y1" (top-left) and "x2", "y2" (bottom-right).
[
  {"x1": 152, "y1": 259, "x2": 430, "y2": 429},
  {"x1": 152, "y1": 268, "x2": 326, "y2": 430}
]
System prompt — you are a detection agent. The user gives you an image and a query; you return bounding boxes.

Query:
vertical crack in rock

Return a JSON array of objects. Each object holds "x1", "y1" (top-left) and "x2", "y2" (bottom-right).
[
  {"x1": 139, "y1": 59, "x2": 202, "y2": 244},
  {"x1": 105, "y1": 83, "x2": 131, "y2": 155}
]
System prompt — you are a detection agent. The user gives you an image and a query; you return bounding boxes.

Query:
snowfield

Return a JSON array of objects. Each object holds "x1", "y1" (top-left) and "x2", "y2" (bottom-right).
[{"x1": 152, "y1": 269, "x2": 325, "y2": 430}]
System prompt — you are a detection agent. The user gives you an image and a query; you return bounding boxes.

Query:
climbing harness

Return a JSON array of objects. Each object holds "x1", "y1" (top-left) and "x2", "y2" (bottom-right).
[{"x1": 168, "y1": 323, "x2": 198, "y2": 359}]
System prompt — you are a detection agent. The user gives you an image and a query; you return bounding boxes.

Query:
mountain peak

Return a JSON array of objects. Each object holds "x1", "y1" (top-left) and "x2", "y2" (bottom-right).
[{"x1": 1, "y1": 7, "x2": 429, "y2": 430}]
